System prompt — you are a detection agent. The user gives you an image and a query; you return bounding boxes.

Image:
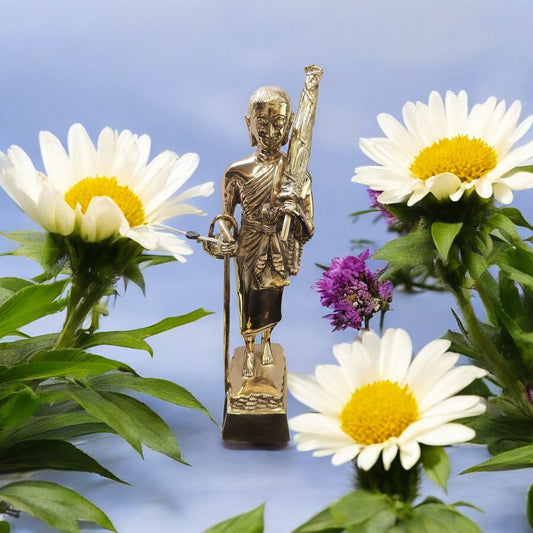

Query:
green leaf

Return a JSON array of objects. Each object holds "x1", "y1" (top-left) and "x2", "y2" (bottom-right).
[
  {"x1": 66, "y1": 387, "x2": 185, "y2": 462},
  {"x1": 0, "y1": 358, "x2": 126, "y2": 384},
  {"x1": 89, "y1": 372, "x2": 213, "y2": 421},
  {"x1": 30, "y1": 348, "x2": 135, "y2": 374},
  {"x1": 498, "y1": 247, "x2": 533, "y2": 294},
  {"x1": 526, "y1": 485, "x2": 533, "y2": 527},
  {"x1": 374, "y1": 229, "x2": 434, "y2": 270},
  {"x1": 462, "y1": 249, "x2": 487, "y2": 280},
  {"x1": 136, "y1": 253, "x2": 176, "y2": 268},
  {"x1": 203, "y1": 504, "x2": 264, "y2": 533},
  {"x1": 0, "y1": 277, "x2": 34, "y2": 293},
  {"x1": 498, "y1": 272, "x2": 522, "y2": 321},
  {"x1": 407, "y1": 502, "x2": 482, "y2": 532},
  {"x1": 460, "y1": 414, "x2": 533, "y2": 448},
  {"x1": 346, "y1": 509, "x2": 397, "y2": 533},
  {"x1": 0, "y1": 386, "x2": 39, "y2": 428},
  {"x1": 499, "y1": 207, "x2": 533, "y2": 230},
  {"x1": 431, "y1": 222, "x2": 463, "y2": 262},
  {"x1": 78, "y1": 309, "x2": 212, "y2": 355},
  {"x1": 462, "y1": 444, "x2": 533, "y2": 472},
  {"x1": 330, "y1": 490, "x2": 396, "y2": 526},
  {"x1": 0, "y1": 480, "x2": 116, "y2": 533},
  {"x1": 0, "y1": 278, "x2": 35, "y2": 306},
  {"x1": 0, "y1": 333, "x2": 58, "y2": 367},
  {"x1": 421, "y1": 446, "x2": 450, "y2": 490},
  {"x1": 0, "y1": 521, "x2": 9, "y2": 533},
  {"x1": 0, "y1": 231, "x2": 68, "y2": 282},
  {"x1": 486, "y1": 212, "x2": 522, "y2": 245},
  {"x1": 0, "y1": 439, "x2": 124, "y2": 483},
  {"x1": 0, "y1": 279, "x2": 67, "y2": 339},
  {"x1": 291, "y1": 506, "x2": 341, "y2": 532},
  {"x1": 0, "y1": 411, "x2": 111, "y2": 448}
]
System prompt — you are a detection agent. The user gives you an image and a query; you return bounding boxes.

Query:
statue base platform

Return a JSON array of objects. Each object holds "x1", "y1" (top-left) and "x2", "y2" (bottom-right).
[{"x1": 222, "y1": 343, "x2": 289, "y2": 443}]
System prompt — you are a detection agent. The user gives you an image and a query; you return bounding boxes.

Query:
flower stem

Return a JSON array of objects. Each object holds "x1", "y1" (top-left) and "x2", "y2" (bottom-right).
[
  {"x1": 53, "y1": 279, "x2": 109, "y2": 349},
  {"x1": 355, "y1": 457, "x2": 420, "y2": 504},
  {"x1": 52, "y1": 236, "x2": 142, "y2": 350},
  {"x1": 451, "y1": 284, "x2": 525, "y2": 411}
]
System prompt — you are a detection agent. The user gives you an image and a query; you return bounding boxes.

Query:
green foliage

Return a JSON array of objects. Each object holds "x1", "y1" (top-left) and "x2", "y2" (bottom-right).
[
  {"x1": 290, "y1": 491, "x2": 481, "y2": 533},
  {"x1": 0, "y1": 481, "x2": 116, "y2": 533},
  {"x1": 420, "y1": 446, "x2": 450, "y2": 491},
  {"x1": 78, "y1": 308, "x2": 211, "y2": 356},
  {"x1": 373, "y1": 229, "x2": 434, "y2": 272},
  {"x1": 462, "y1": 445, "x2": 533, "y2": 473},
  {"x1": 88, "y1": 372, "x2": 213, "y2": 420},
  {"x1": 0, "y1": 231, "x2": 67, "y2": 282},
  {"x1": 0, "y1": 231, "x2": 213, "y2": 531},
  {"x1": 431, "y1": 222, "x2": 463, "y2": 263},
  {"x1": 0, "y1": 279, "x2": 67, "y2": 338},
  {"x1": 0, "y1": 439, "x2": 125, "y2": 482},
  {"x1": 203, "y1": 504, "x2": 265, "y2": 533},
  {"x1": 63, "y1": 386, "x2": 185, "y2": 461}
]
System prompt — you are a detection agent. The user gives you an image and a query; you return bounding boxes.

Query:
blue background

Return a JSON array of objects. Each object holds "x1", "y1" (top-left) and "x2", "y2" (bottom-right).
[{"x1": 1, "y1": 1, "x2": 532, "y2": 531}]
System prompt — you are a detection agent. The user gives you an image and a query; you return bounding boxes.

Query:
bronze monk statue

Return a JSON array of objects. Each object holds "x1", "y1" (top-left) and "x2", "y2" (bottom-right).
[{"x1": 202, "y1": 66, "x2": 322, "y2": 442}]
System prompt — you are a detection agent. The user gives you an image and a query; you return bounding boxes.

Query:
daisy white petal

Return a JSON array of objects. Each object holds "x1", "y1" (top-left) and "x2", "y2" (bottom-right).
[
  {"x1": 67, "y1": 124, "x2": 98, "y2": 179},
  {"x1": 331, "y1": 445, "x2": 361, "y2": 466},
  {"x1": 417, "y1": 423, "x2": 476, "y2": 445},
  {"x1": 39, "y1": 131, "x2": 75, "y2": 193},
  {"x1": 288, "y1": 373, "x2": 343, "y2": 417},
  {"x1": 378, "y1": 328, "x2": 411, "y2": 381},
  {"x1": 7, "y1": 145, "x2": 38, "y2": 170},
  {"x1": 492, "y1": 183, "x2": 513, "y2": 204},
  {"x1": 289, "y1": 328, "x2": 486, "y2": 469},
  {"x1": 80, "y1": 196, "x2": 126, "y2": 242},
  {"x1": 382, "y1": 442, "x2": 399, "y2": 470},
  {"x1": 354, "y1": 90, "x2": 533, "y2": 205},
  {"x1": 424, "y1": 173, "x2": 462, "y2": 200},
  {"x1": 398, "y1": 440, "x2": 421, "y2": 470},
  {"x1": 357, "y1": 444, "x2": 383, "y2": 471}
]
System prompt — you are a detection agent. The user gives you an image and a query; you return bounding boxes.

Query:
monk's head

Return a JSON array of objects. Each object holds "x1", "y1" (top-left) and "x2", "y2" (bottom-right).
[{"x1": 246, "y1": 86, "x2": 293, "y2": 149}]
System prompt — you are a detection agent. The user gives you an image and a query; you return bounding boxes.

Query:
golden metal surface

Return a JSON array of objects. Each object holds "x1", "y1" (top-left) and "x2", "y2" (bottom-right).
[{"x1": 203, "y1": 65, "x2": 323, "y2": 442}]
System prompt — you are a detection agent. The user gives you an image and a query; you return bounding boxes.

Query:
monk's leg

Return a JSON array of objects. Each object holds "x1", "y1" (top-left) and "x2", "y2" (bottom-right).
[
  {"x1": 261, "y1": 328, "x2": 274, "y2": 365},
  {"x1": 243, "y1": 334, "x2": 256, "y2": 377}
]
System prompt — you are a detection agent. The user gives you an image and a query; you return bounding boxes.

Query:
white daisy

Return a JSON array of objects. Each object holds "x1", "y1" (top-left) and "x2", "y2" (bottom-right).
[
  {"x1": 0, "y1": 124, "x2": 214, "y2": 261},
  {"x1": 353, "y1": 91, "x2": 533, "y2": 206},
  {"x1": 288, "y1": 328, "x2": 487, "y2": 470}
]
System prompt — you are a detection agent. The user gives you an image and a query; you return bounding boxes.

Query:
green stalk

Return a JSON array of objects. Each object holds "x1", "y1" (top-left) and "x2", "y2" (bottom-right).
[
  {"x1": 53, "y1": 237, "x2": 143, "y2": 350},
  {"x1": 53, "y1": 279, "x2": 110, "y2": 350},
  {"x1": 355, "y1": 456, "x2": 420, "y2": 504},
  {"x1": 451, "y1": 285, "x2": 525, "y2": 410}
]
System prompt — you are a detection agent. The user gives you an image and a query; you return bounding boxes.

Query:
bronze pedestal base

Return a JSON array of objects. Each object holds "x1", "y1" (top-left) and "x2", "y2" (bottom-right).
[{"x1": 222, "y1": 343, "x2": 289, "y2": 443}]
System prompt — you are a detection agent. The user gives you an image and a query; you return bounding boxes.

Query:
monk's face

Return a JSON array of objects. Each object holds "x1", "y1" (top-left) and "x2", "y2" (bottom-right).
[{"x1": 249, "y1": 101, "x2": 289, "y2": 150}]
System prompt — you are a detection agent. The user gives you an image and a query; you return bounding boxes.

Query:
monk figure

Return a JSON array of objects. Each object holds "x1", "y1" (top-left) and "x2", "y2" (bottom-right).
[{"x1": 206, "y1": 85, "x2": 314, "y2": 378}]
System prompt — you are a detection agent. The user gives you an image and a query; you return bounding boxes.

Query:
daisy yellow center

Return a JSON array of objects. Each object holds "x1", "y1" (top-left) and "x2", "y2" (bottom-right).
[
  {"x1": 64, "y1": 177, "x2": 146, "y2": 227},
  {"x1": 410, "y1": 135, "x2": 497, "y2": 183},
  {"x1": 340, "y1": 380, "x2": 418, "y2": 445}
]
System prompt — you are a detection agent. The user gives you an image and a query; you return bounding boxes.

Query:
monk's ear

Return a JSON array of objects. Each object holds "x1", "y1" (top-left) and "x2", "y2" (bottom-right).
[
  {"x1": 281, "y1": 112, "x2": 294, "y2": 146},
  {"x1": 245, "y1": 114, "x2": 257, "y2": 147}
]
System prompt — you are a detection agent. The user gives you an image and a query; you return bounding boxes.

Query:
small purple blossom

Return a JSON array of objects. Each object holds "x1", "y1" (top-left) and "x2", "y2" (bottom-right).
[
  {"x1": 314, "y1": 249, "x2": 393, "y2": 331},
  {"x1": 368, "y1": 188, "x2": 398, "y2": 226}
]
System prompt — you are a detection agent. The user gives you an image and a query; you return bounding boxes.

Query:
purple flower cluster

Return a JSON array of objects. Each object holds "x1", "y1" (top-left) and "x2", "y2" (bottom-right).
[
  {"x1": 314, "y1": 249, "x2": 393, "y2": 331},
  {"x1": 367, "y1": 188, "x2": 398, "y2": 226}
]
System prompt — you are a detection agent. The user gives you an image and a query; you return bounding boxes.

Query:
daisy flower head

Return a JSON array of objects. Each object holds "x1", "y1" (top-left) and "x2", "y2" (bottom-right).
[
  {"x1": 353, "y1": 91, "x2": 533, "y2": 206},
  {"x1": 288, "y1": 328, "x2": 487, "y2": 471},
  {"x1": 0, "y1": 124, "x2": 214, "y2": 262}
]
